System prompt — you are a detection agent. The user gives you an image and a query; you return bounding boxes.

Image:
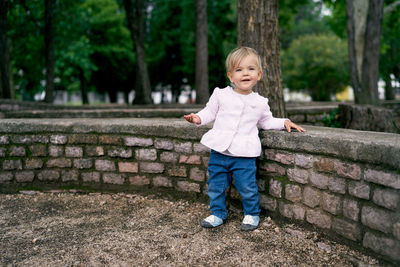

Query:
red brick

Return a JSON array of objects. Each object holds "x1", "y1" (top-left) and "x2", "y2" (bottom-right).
[{"x1": 119, "y1": 162, "x2": 138, "y2": 173}]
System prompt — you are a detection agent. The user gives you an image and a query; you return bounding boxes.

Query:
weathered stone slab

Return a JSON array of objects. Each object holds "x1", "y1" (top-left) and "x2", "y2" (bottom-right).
[
  {"x1": 118, "y1": 162, "x2": 138, "y2": 173},
  {"x1": 125, "y1": 137, "x2": 153, "y2": 147},
  {"x1": 363, "y1": 232, "x2": 400, "y2": 262},
  {"x1": 364, "y1": 169, "x2": 400, "y2": 190},
  {"x1": 269, "y1": 179, "x2": 282, "y2": 198},
  {"x1": 74, "y1": 159, "x2": 93, "y2": 169},
  {"x1": 160, "y1": 152, "x2": 178, "y2": 163},
  {"x1": 153, "y1": 176, "x2": 172, "y2": 187},
  {"x1": 285, "y1": 184, "x2": 302, "y2": 202},
  {"x1": 306, "y1": 209, "x2": 331, "y2": 229},
  {"x1": 361, "y1": 206, "x2": 393, "y2": 234},
  {"x1": 81, "y1": 172, "x2": 100, "y2": 183},
  {"x1": 129, "y1": 175, "x2": 150, "y2": 186},
  {"x1": 287, "y1": 168, "x2": 308, "y2": 184},
  {"x1": 95, "y1": 160, "x2": 116, "y2": 171},
  {"x1": 343, "y1": 198, "x2": 360, "y2": 222},
  {"x1": 372, "y1": 188, "x2": 400, "y2": 210},
  {"x1": 103, "y1": 173, "x2": 124, "y2": 185},
  {"x1": 260, "y1": 194, "x2": 277, "y2": 211},
  {"x1": 140, "y1": 162, "x2": 164, "y2": 173},
  {"x1": 303, "y1": 187, "x2": 321, "y2": 208},
  {"x1": 15, "y1": 171, "x2": 34, "y2": 182},
  {"x1": 177, "y1": 181, "x2": 200, "y2": 193},
  {"x1": 348, "y1": 181, "x2": 370, "y2": 200},
  {"x1": 332, "y1": 218, "x2": 361, "y2": 241}
]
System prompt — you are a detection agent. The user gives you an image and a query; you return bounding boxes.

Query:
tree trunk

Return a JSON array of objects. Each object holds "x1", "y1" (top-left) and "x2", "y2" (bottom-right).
[
  {"x1": 0, "y1": 0, "x2": 11, "y2": 99},
  {"x1": 123, "y1": 0, "x2": 152, "y2": 104},
  {"x1": 346, "y1": 0, "x2": 383, "y2": 105},
  {"x1": 79, "y1": 67, "x2": 88, "y2": 104},
  {"x1": 195, "y1": 0, "x2": 209, "y2": 104},
  {"x1": 237, "y1": 0, "x2": 286, "y2": 118},
  {"x1": 44, "y1": 0, "x2": 55, "y2": 103},
  {"x1": 384, "y1": 74, "x2": 395, "y2": 100}
]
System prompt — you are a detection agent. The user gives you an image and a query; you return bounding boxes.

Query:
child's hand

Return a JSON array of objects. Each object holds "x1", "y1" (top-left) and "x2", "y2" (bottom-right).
[
  {"x1": 284, "y1": 120, "x2": 306, "y2": 133},
  {"x1": 184, "y1": 113, "x2": 201, "y2": 125}
]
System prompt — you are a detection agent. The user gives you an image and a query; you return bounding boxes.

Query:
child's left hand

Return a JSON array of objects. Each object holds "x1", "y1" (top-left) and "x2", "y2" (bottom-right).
[{"x1": 284, "y1": 120, "x2": 306, "y2": 133}]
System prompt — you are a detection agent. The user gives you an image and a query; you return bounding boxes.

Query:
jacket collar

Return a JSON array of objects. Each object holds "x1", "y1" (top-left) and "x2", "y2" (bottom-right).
[{"x1": 226, "y1": 86, "x2": 257, "y2": 108}]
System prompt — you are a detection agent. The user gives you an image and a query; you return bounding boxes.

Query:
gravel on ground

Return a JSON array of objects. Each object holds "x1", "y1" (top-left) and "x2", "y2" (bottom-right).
[{"x1": 0, "y1": 191, "x2": 388, "y2": 266}]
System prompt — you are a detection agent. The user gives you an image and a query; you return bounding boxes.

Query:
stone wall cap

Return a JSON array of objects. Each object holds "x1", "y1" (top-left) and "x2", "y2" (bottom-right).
[
  {"x1": 1, "y1": 119, "x2": 399, "y2": 168},
  {"x1": 261, "y1": 126, "x2": 400, "y2": 169}
]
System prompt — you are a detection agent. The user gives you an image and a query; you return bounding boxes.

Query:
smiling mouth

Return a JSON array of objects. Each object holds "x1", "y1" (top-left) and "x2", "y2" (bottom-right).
[{"x1": 241, "y1": 79, "x2": 251, "y2": 82}]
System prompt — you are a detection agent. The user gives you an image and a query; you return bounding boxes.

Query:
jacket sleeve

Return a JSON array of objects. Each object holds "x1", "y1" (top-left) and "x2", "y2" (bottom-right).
[
  {"x1": 196, "y1": 88, "x2": 220, "y2": 126},
  {"x1": 258, "y1": 98, "x2": 287, "y2": 130}
]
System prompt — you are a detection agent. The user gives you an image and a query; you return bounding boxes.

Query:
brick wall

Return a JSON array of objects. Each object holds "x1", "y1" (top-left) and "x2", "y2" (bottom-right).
[{"x1": 0, "y1": 118, "x2": 399, "y2": 263}]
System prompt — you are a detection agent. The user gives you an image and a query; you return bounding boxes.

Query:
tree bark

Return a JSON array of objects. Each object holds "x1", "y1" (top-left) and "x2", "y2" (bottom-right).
[
  {"x1": 124, "y1": 0, "x2": 152, "y2": 104},
  {"x1": 384, "y1": 0, "x2": 400, "y2": 14},
  {"x1": 384, "y1": 74, "x2": 395, "y2": 100},
  {"x1": 0, "y1": 0, "x2": 11, "y2": 99},
  {"x1": 44, "y1": 0, "x2": 55, "y2": 103},
  {"x1": 195, "y1": 0, "x2": 209, "y2": 104},
  {"x1": 237, "y1": 0, "x2": 286, "y2": 118},
  {"x1": 346, "y1": 0, "x2": 383, "y2": 105},
  {"x1": 79, "y1": 67, "x2": 88, "y2": 104}
]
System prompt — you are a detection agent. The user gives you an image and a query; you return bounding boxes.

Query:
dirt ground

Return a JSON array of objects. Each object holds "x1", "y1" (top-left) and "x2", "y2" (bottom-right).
[{"x1": 0, "y1": 191, "x2": 389, "y2": 266}]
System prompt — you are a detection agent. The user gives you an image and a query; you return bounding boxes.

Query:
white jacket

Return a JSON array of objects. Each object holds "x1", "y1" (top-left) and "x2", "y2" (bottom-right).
[{"x1": 196, "y1": 86, "x2": 287, "y2": 157}]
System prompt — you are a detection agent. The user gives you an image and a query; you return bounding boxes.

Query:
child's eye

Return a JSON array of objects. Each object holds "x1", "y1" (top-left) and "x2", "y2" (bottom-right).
[{"x1": 236, "y1": 68, "x2": 241, "y2": 72}]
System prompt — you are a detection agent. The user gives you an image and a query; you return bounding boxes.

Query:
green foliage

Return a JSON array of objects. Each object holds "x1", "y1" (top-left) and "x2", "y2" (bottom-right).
[
  {"x1": 83, "y1": 0, "x2": 135, "y2": 101},
  {"x1": 6, "y1": 0, "x2": 397, "y2": 104},
  {"x1": 7, "y1": 0, "x2": 134, "y2": 102},
  {"x1": 146, "y1": 0, "x2": 194, "y2": 95},
  {"x1": 146, "y1": 0, "x2": 236, "y2": 98},
  {"x1": 281, "y1": 33, "x2": 350, "y2": 101},
  {"x1": 8, "y1": 0, "x2": 45, "y2": 100},
  {"x1": 322, "y1": 108, "x2": 342, "y2": 128},
  {"x1": 279, "y1": 0, "x2": 330, "y2": 50},
  {"x1": 322, "y1": 0, "x2": 347, "y2": 39},
  {"x1": 207, "y1": 0, "x2": 237, "y2": 89},
  {"x1": 379, "y1": 0, "x2": 400, "y2": 93}
]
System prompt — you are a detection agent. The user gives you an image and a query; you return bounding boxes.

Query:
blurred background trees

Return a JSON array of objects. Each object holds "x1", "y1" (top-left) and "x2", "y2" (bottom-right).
[{"x1": 0, "y1": 0, "x2": 399, "y2": 104}]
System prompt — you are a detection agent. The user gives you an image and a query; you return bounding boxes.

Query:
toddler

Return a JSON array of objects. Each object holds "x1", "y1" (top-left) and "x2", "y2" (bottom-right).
[{"x1": 184, "y1": 47, "x2": 306, "y2": 231}]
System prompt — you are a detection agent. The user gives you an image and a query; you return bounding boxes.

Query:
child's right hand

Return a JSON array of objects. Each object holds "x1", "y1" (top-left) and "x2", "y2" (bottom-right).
[{"x1": 184, "y1": 113, "x2": 201, "y2": 125}]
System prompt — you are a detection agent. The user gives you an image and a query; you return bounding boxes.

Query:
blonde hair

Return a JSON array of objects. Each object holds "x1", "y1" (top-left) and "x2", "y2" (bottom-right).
[{"x1": 225, "y1": 47, "x2": 262, "y2": 77}]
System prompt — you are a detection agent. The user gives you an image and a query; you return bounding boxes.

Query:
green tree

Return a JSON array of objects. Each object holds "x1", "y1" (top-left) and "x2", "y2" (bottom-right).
[
  {"x1": 207, "y1": 0, "x2": 236, "y2": 90},
  {"x1": 195, "y1": 0, "x2": 209, "y2": 104},
  {"x1": 123, "y1": 0, "x2": 152, "y2": 104},
  {"x1": 346, "y1": 0, "x2": 384, "y2": 105},
  {"x1": 146, "y1": 0, "x2": 236, "y2": 103},
  {"x1": 282, "y1": 33, "x2": 350, "y2": 101},
  {"x1": 146, "y1": 0, "x2": 194, "y2": 103},
  {"x1": 324, "y1": 0, "x2": 400, "y2": 102},
  {"x1": 83, "y1": 0, "x2": 135, "y2": 103},
  {"x1": 44, "y1": 0, "x2": 55, "y2": 103},
  {"x1": 8, "y1": 0, "x2": 45, "y2": 101},
  {"x1": 380, "y1": 0, "x2": 400, "y2": 100},
  {"x1": 54, "y1": 0, "x2": 97, "y2": 104},
  {"x1": 0, "y1": 0, "x2": 11, "y2": 99},
  {"x1": 279, "y1": 0, "x2": 328, "y2": 50}
]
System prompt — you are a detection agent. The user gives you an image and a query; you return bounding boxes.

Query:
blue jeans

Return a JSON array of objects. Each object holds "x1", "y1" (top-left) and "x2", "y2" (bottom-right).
[{"x1": 207, "y1": 150, "x2": 260, "y2": 220}]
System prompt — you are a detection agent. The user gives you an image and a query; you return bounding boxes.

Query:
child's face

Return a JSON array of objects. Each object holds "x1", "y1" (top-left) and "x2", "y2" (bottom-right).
[{"x1": 227, "y1": 54, "x2": 262, "y2": 95}]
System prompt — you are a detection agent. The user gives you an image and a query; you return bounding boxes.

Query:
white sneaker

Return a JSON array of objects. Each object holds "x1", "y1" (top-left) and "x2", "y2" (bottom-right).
[
  {"x1": 200, "y1": 215, "x2": 225, "y2": 228},
  {"x1": 241, "y1": 215, "x2": 259, "y2": 231}
]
